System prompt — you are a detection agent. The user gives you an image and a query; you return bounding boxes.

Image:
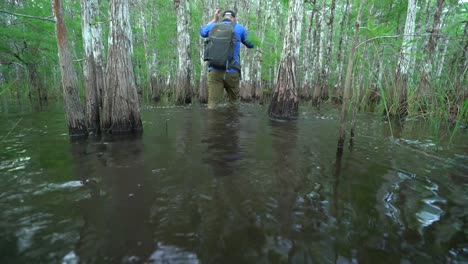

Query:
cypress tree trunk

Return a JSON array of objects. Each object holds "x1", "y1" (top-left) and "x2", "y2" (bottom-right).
[
  {"x1": 140, "y1": 1, "x2": 159, "y2": 102},
  {"x1": 300, "y1": 5, "x2": 316, "y2": 101},
  {"x1": 311, "y1": 0, "x2": 323, "y2": 107},
  {"x1": 419, "y1": 0, "x2": 444, "y2": 102},
  {"x1": 102, "y1": 0, "x2": 142, "y2": 133},
  {"x1": 52, "y1": 0, "x2": 87, "y2": 136},
  {"x1": 393, "y1": 0, "x2": 418, "y2": 119},
  {"x1": 268, "y1": 0, "x2": 303, "y2": 119},
  {"x1": 322, "y1": 0, "x2": 336, "y2": 101},
  {"x1": 80, "y1": 0, "x2": 102, "y2": 134},
  {"x1": 239, "y1": 0, "x2": 255, "y2": 102},
  {"x1": 332, "y1": 0, "x2": 350, "y2": 104},
  {"x1": 174, "y1": 0, "x2": 193, "y2": 105},
  {"x1": 338, "y1": 0, "x2": 365, "y2": 148},
  {"x1": 252, "y1": 0, "x2": 268, "y2": 103}
]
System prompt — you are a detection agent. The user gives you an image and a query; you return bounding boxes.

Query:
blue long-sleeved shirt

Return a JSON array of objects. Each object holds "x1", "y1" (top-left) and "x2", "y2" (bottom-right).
[{"x1": 200, "y1": 21, "x2": 254, "y2": 72}]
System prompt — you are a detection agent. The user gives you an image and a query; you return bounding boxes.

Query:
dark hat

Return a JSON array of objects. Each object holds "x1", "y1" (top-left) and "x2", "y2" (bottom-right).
[{"x1": 222, "y1": 10, "x2": 236, "y2": 18}]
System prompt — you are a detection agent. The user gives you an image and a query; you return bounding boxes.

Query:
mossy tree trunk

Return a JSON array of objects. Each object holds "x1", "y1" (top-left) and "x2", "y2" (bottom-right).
[
  {"x1": 102, "y1": 0, "x2": 142, "y2": 134},
  {"x1": 52, "y1": 0, "x2": 87, "y2": 136},
  {"x1": 268, "y1": 0, "x2": 303, "y2": 119}
]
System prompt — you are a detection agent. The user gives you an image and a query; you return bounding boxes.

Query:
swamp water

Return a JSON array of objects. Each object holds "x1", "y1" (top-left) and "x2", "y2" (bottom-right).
[{"x1": 0, "y1": 102, "x2": 467, "y2": 263}]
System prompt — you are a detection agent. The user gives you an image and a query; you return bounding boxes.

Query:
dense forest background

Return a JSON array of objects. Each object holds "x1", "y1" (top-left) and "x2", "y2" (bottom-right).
[{"x1": 0, "y1": 0, "x2": 467, "y2": 127}]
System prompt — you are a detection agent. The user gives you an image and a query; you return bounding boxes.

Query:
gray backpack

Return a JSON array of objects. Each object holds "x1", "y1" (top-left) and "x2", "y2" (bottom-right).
[{"x1": 203, "y1": 22, "x2": 237, "y2": 70}]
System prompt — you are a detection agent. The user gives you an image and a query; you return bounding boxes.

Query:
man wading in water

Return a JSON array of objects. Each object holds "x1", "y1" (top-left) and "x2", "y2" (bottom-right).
[{"x1": 200, "y1": 9, "x2": 254, "y2": 108}]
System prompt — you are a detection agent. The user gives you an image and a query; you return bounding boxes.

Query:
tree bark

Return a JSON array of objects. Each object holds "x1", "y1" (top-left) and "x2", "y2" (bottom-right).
[
  {"x1": 102, "y1": 0, "x2": 142, "y2": 133},
  {"x1": 419, "y1": 0, "x2": 444, "y2": 100},
  {"x1": 338, "y1": 0, "x2": 365, "y2": 148},
  {"x1": 52, "y1": 0, "x2": 87, "y2": 136},
  {"x1": 80, "y1": 0, "x2": 103, "y2": 134},
  {"x1": 300, "y1": 5, "x2": 316, "y2": 101},
  {"x1": 393, "y1": 0, "x2": 418, "y2": 119},
  {"x1": 311, "y1": 0, "x2": 324, "y2": 107},
  {"x1": 322, "y1": 0, "x2": 336, "y2": 101},
  {"x1": 174, "y1": 0, "x2": 193, "y2": 105},
  {"x1": 268, "y1": 0, "x2": 303, "y2": 119},
  {"x1": 332, "y1": 0, "x2": 350, "y2": 104}
]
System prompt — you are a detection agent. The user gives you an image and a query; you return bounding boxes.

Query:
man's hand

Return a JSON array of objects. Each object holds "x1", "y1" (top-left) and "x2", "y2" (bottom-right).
[{"x1": 213, "y1": 8, "x2": 220, "y2": 22}]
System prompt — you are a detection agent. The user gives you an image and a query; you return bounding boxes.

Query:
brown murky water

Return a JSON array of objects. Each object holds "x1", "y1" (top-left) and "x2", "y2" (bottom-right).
[{"x1": 0, "y1": 102, "x2": 467, "y2": 263}]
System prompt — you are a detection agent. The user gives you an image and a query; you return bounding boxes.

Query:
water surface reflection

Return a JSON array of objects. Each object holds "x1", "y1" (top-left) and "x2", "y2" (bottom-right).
[{"x1": 0, "y1": 104, "x2": 466, "y2": 263}]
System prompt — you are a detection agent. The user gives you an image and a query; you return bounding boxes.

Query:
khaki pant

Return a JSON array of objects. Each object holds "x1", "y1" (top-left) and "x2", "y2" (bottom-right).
[{"x1": 208, "y1": 70, "x2": 240, "y2": 107}]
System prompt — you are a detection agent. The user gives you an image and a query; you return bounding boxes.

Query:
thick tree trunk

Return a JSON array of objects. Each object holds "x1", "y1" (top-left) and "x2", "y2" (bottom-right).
[
  {"x1": 102, "y1": 0, "x2": 142, "y2": 133},
  {"x1": 419, "y1": 0, "x2": 444, "y2": 100},
  {"x1": 174, "y1": 0, "x2": 193, "y2": 105},
  {"x1": 393, "y1": 0, "x2": 418, "y2": 119},
  {"x1": 268, "y1": 0, "x2": 303, "y2": 119},
  {"x1": 80, "y1": 0, "x2": 102, "y2": 134},
  {"x1": 337, "y1": 0, "x2": 365, "y2": 148},
  {"x1": 52, "y1": 0, "x2": 87, "y2": 136}
]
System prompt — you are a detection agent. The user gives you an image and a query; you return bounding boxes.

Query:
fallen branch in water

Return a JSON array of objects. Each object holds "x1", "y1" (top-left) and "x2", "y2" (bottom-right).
[{"x1": 0, "y1": 117, "x2": 23, "y2": 145}]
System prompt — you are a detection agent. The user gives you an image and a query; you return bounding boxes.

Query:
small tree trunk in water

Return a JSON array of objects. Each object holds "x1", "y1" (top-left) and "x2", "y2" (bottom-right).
[
  {"x1": 311, "y1": 3, "x2": 324, "y2": 107},
  {"x1": 300, "y1": 7, "x2": 316, "y2": 101},
  {"x1": 80, "y1": 0, "x2": 101, "y2": 134},
  {"x1": 338, "y1": 0, "x2": 365, "y2": 148},
  {"x1": 333, "y1": 0, "x2": 350, "y2": 104},
  {"x1": 322, "y1": 0, "x2": 336, "y2": 102},
  {"x1": 393, "y1": 0, "x2": 418, "y2": 119},
  {"x1": 268, "y1": 0, "x2": 303, "y2": 119},
  {"x1": 102, "y1": 0, "x2": 142, "y2": 133},
  {"x1": 52, "y1": 0, "x2": 87, "y2": 136},
  {"x1": 174, "y1": 0, "x2": 193, "y2": 105}
]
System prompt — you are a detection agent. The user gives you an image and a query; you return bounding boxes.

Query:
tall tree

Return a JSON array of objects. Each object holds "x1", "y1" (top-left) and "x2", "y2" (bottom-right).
[
  {"x1": 80, "y1": 0, "x2": 104, "y2": 134},
  {"x1": 323, "y1": 0, "x2": 336, "y2": 101},
  {"x1": 419, "y1": 0, "x2": 445, "y2": 102},
  {"x1": 311, "y1": 0, "x2": 324, "y2": 107},
  {"x1": 300, "y1": 4, "x2": 316, "y2": 101},
  {"x1": 52, "y1": 0, "x2": 87, "y2": 136},
  {"x1": 338, "y1": 0, "x2": 365, "y2": 148},
  {"x1": 268, "y1": 0, "x2": 303, "y2": 119},
  {"x1": 174, "y1": 0, "x2": 193, "y2": 105},
  {"x1": 393, "y1": 0, "x2": 418, "y2": 119},
  {"x1": 332, "y1": 0, "x2": 350, "y2": 103},
  {"x1": 102, "y1": 0, "x2": 142, "y2": 133}
]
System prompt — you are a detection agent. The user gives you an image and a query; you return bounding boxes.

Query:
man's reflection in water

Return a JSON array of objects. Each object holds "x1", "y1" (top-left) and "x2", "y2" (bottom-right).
[
  {"x1": 200, "y1": 105, "x2": 266, "y2": 263},
  {"x1": 204, "y1": 105, "x2": 242, "y2": 177},
  {"x1": 71, "y1": 135, "x2": 154, "y2": 263}
]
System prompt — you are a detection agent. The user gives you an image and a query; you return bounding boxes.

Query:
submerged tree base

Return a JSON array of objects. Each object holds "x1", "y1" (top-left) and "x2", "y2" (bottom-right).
[
  {"x1": 68, "y1": 123, "x2": 88, "y2": 137},
  {"x1": 268, "y1": 95, "x2": 299, "y2": 120},
  {"x1": 102, "y1": 117, "x2": 143, "y2": 135}
]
